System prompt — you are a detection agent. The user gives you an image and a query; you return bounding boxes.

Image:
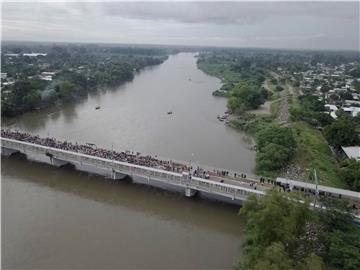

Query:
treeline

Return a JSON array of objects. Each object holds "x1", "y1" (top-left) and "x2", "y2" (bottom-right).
[
  {"x1": 1, "y1": 44, "x2": 168, "y2": 117},
  {"x1": 238, "y1": 190, "x2": 360, "y2": 270},
  {"x1": 198, "y1": 49, "x2": 359, "y2": 82}
]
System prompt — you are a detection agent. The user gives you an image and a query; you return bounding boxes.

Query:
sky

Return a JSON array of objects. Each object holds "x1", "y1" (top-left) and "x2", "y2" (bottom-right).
[{"x1": 2, "y1": 1, "x2": 360, "y2": 51}]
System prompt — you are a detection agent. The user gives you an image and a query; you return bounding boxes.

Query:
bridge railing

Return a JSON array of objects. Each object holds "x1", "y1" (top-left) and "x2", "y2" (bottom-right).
[{"x1": 1, "y1": 137, "x2": 265, "y2": 200}]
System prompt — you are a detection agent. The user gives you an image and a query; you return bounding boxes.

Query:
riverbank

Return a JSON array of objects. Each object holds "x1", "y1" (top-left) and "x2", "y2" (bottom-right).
[
  {"x1": 197, "y1": 55, "x2": 344, "y2": 186},
  {"x1": 3, "y1": 53, "x2": 255, "y2": 173},
  {"x1": 1, "y1": 43, "x2": 168, "y2": 118}
]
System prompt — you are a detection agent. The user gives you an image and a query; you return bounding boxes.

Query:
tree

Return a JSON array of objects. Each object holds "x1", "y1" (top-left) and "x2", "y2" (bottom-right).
[
  {"x1": 320, "y1": 84, "x2": 331, "y2": 94},
  {"x1": 57, "y1": 81, "x2": 76, "y2": 99},
  {"x1": 228, "y1": 82, "x2": 266, "y2": 112},
  {"x1": 22, "y1": 90, "x2": 41, "y2": 109},
  {"x1": 301, "y1": 253, "x2": 325, "y2": 270},
  {"x1": 256, "y1": 126, "x2": 296, "y2": 153},
  {"x1": 300, "y1": 96, "x2": 325, "y2": 112},
  {"x1": 339, "y1": 159, "x2": 360, "y2": 191},
  {"x1": 237, "y1": 191, "x2": 315, "y2": 270},
  {"x1": 228, "y1": 96, "x2": 241, "y2": 113},
  {"x1": 255, "y1": 126, "x2": 296, "y2": 172},
  {"x1": 253, "y1": 242, "x2": 294, "y2": 270},
  {"x1": 237, "y1": 190, "x2": 360, "y2": 270},
  {"x1": 256, "y1": 143, "x2": 291, "y2": 171},
  {"x1": 323, "y1": 115, "x2": 359, "y2": 148}
]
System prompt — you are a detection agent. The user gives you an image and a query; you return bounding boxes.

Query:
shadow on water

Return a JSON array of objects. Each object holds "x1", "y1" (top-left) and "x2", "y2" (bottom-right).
[{"x1": 1, "y1": 156, "x2": 245, "y2": 236}]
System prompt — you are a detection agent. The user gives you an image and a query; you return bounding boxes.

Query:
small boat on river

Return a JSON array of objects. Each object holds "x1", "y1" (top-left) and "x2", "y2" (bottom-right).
[{"x1": 217, "y1": 114, "x2": 228, "y2": 121}]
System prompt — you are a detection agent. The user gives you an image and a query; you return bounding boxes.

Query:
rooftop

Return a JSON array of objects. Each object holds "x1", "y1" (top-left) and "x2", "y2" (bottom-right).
[{"x1": 341, "y1": 146, "x2": 360, "y2": 161}]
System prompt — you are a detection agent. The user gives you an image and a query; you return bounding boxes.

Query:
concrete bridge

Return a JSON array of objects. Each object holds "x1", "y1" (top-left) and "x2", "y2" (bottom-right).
[{"x1": 1, "y1": 137, "x2": 265, "y2": 204}]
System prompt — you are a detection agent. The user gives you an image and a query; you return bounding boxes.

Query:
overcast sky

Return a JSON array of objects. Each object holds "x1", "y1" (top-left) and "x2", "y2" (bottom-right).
[{"x1": 2, "y1": 1, "x2": 359, "y2": 50}]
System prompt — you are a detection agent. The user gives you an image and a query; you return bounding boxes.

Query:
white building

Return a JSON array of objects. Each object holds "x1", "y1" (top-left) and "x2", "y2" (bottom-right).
[
  {"x1": 39, "y1": 75, "x2": 52, "y2": 81},
  {"x1": 342, "y1": 107, "x2": 360, "y2": 117},
  {"x1": 341, "y1": 146, "x2": 360, "y2": 161},
  {"x1": 23, "y1": 53, "x2": 47, "y2": 57}
]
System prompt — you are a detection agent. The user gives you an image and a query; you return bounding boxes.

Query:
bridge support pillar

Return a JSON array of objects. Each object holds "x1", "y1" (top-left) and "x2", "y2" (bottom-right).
[
  {"x1": 1, "y1": 147, "x2": 19, "y2": 157},
  {"x1": 51, "y1": 157, "x2": 70, "y2": 167},
  {"x1": 185, "y1": 187, "x2": 197, "y2": 197},
  {"x1": 111, "y1": 170, "x2": 126, "y2": 180}
]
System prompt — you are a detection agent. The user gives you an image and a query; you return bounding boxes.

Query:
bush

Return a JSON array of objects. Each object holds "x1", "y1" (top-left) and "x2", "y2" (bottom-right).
[
  {"x1": 256, "y1": 143, "x2": 291, "y2": 171},
  {"x1": 256, "y1": 125, "x2": 296, "y2": 153},
  {"x1": 255, "y1": 125, "x2": 296, "y2": 173},
  {"x1": 323, "y1": 115, "x2": 359, "y2": 148},
  {"x1": 227, "y1": 81, "x2": 266, "y2": 112},
  {"x1": 339, "y1": 159, "x2": 360, "y2": 191}
]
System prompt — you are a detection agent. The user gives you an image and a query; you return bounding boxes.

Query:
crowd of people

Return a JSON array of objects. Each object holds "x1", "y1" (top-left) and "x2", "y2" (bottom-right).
[
  {"x1": 0, "y1": 129, "x2": 272, "y2": 190},
  {"x1": 2, "y1": 130, "x2": 248, "y2": 182},
  {"x1": 0, "y1": 130, "x2": 297, "y2": 190},
  {"x1": 1, "y1": 129, "x2": 196, "y2": 173},
  {"x1": 1, "y1": 130, "x2": 299, "y2": 190},
  {"x1": 2, "y1": 129, "x2": 360, "y2": 214}
]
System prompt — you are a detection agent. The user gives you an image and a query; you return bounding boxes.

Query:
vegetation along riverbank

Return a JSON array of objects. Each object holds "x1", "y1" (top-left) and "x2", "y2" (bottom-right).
[
  {"x1": 1, "y1": 43, "x2": 171, "y2": 118},
  {"x1": 237, "y1": 190, "x2": 360, "y2": 270},
  {"x1": 197, "y1": 49, "x2": 360, "y2": 190}
]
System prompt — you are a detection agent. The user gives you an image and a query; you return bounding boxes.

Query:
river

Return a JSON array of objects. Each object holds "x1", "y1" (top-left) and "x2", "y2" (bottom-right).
[
  {"x1": 2, "y1": 53, "x2": 253, "y2": 268},
  {"x1": 3, "y1": 53, "x2": 255, "y2": 172}
]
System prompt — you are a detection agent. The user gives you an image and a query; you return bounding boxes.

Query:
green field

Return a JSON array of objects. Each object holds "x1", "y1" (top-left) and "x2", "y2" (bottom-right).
[{"x1": 291, "y1": 122, "x2": 342, "y2": 187}]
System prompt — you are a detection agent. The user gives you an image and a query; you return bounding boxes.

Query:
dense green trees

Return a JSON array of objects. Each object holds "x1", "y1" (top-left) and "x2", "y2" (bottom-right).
[
  {"x1": 227, "y1": 82, "x2": 267, "y2": 113},
  {"x1": 238, "y1": 190, "x2": 360, "y2": 270},
  {"x1": 290, "y1": 95, "x2": 335, "y2": 128},
  {"x1": 1, "y1": 44, "x2": 168, "y2": 117},
  {"x1": 339, "y1": 159, "x2": 360, "y2": 191},
  {"x1": 324, "y1": 115, "x2": 359, "y2": 148},
  {"x1": 1, "y1": 80, "x2": 43, "y2": 116},
  {"x1": 256, "y1": 143, "x2": 291, "y2": 171},
  {"x1": 255, "y1": 126, "x2": 296, "y2": 171},
  {"x1": 318, "y1": 199, "x2": 360, "y2": 270},
  {"x1": 238, "y1": 191, "x2": 321, "y2": 270}
]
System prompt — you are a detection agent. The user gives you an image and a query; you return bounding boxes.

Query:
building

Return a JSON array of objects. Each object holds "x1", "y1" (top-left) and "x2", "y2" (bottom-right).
[
  {"x1": 343, "y1": 107, "x2": 360, "y2": 117},
  {"x1": 23, "y1": 53, "x2": 47, "y2": 57},
  {"x1": 341, "y1": 146, "x2": 360, "y2": 161}
]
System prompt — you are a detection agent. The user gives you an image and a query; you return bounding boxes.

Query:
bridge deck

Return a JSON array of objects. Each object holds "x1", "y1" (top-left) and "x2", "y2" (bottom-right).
[{"x1": 1, "y1": 137, "x2": 265, "y2": 202}]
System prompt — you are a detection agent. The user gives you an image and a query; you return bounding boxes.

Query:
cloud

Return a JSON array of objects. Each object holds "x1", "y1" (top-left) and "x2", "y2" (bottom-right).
[
  {"x1": 101, "y1": 2, "x2": 358, "y2": 25},
  {"x1": 1, "y1": 1, "x2": 359, "y2": 50}
]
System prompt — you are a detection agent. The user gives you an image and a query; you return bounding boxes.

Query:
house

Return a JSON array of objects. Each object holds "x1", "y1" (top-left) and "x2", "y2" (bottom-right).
[
  {"x1": 23, "y1": 53, "x2": 47, "y2": 57},
  {"x1": 325, "y1": 104, "x2": 338, "y2": 111},
  {"x1": 345, "y1": 100, "x2": 360, "y2": 106},
  {"x1": 342, "y1": 107, "x2": 360, "y2": 117},
  {"x1": 4, "y1": 53, "x2": 19, "y2": 57},
  {"x1": 39, "y1": 75, "x2": 52, "y2": 81},
  {"x1": 341, "y1": 146, "x2": 360, "y2": 161},
  {"x1": 41, "y1": 71, "x2": 56, "y2": 76}
]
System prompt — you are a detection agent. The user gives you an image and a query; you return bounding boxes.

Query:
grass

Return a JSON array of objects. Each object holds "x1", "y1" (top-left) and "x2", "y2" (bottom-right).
[
  {"x1": 228, "y1": 114, "x2": 273, "y2": 136},
  {"x1": 290, "y1": 122, "x2": 343, "y2": 188},
  {"x1": 270, "y1": 99, "x2": 281, "y2": 117}
]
